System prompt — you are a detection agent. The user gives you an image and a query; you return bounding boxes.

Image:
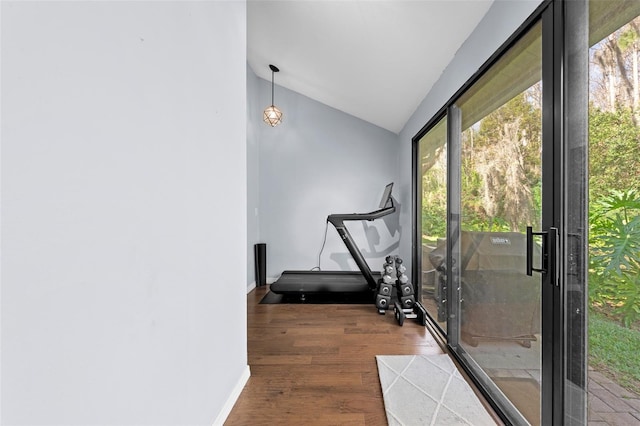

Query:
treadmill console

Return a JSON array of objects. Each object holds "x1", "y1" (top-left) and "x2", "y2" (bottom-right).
[
  {"x1": 328, "y1": 183, "x2": 395, "y2": 223},
  {"x1": 379, "y1": 182, "x2": 394, "y2": 209}
]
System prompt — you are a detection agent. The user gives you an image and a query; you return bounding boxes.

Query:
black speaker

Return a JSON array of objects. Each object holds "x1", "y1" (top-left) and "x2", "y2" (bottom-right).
[{"x1": 254, "y1": 243, "x2": 266, "y2": 287}]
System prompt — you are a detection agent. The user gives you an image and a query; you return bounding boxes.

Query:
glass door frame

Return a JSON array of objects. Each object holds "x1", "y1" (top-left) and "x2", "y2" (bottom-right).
[
  {"x1": 558, "y1": 0, "x2": 588, "y2": 423},
  {"x1": 411, "y1": 0, "x2": 589, "y2": 424}
]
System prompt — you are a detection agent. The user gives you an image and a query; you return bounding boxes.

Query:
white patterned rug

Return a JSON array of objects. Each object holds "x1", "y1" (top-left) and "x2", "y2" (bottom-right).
[{"x1": 376, "y1": 354, "x2": 497, "y2": 425}]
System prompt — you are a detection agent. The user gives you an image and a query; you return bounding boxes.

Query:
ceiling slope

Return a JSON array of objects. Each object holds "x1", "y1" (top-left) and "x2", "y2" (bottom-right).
[{"x1": 248, "y1": 1, "x2": 494, "y2": 134}]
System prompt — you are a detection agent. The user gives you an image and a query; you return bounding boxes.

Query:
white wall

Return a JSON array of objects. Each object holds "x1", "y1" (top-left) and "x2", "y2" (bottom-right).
[
  {"x1": 247, "y1": 66, "x2": 262, "y2": 288},
  {"x1": 397, "y1": 0, "x2": 544, "y2": 275},
  {"x1": 248, "y1": 74, "x2": 400, "y2": 283},
  {"x1": 1, "y1": 2, "x2": 248, "y2": 424}
]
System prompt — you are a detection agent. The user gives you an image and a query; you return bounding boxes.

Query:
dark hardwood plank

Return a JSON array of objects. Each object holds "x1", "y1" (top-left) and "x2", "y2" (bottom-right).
[{"x1": 225, "y1": 285, "x2": 446, "y2": 425}]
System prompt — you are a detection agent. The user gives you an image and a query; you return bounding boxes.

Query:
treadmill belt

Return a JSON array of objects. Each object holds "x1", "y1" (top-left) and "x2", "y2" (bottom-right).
[
  {"x1": 269, "y1": 270, "x2": 380, "y2": 295},
  {"x1": 260, "y1": 290, "x2": 373, "y2": 304}
]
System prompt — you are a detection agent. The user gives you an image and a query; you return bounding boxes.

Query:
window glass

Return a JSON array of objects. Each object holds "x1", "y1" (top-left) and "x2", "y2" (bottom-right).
[
  {"x1": 418, "y1": 118, "x2": 447, "y2": 332},
  {"x1": 456, "y1": 20, "x2": 543, "y2": 426}
]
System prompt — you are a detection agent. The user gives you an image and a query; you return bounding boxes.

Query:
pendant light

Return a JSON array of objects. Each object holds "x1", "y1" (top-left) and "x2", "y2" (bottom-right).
[{"x1": 263, "y1": 64, "x2": 283, "y2": 127}]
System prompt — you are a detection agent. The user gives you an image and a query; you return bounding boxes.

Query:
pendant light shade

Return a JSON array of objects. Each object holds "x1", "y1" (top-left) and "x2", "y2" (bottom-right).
[
  {"x1": 263, "y1": 64, "x2": 283, "y2": 127},
  {"x1": 263, "y1": 105, "x2": 283, "y2": 127}
]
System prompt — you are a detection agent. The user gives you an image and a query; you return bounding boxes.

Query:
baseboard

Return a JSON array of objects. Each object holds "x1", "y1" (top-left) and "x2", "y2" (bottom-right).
[
  {"x1": 247, "y1": 277, "x2": 279, "y2": 294},
  {"x1": 211, "y1": 365, "x2": 251, "y2": 426}
]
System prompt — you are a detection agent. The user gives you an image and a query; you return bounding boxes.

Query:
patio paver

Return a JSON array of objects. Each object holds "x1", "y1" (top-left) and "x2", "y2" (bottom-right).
[{"x1": 588, "y1": 368, "x2": 640, "y2": 426}]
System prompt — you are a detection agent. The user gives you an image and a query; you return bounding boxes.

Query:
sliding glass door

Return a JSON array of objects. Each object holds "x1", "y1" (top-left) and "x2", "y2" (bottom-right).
[
  {"x1": 417, "y1": 117, "x2": 448, "y2": 333},
  {"x1": 454, "y1": 20, "x2": 544, "y2": 425},
  {"x1": 413, "y1": 1, "x2": 591, "y2": 423}
]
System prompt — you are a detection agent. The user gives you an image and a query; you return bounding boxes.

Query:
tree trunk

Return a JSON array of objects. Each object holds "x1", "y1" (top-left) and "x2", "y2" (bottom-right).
[{"x1": 633, "y1": 43, "x2": 639, "y2": 124}]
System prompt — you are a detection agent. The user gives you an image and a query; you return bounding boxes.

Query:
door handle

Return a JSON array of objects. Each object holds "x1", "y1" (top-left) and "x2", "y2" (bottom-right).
[{"x1": 526, "y1": 226, "x2": 559, "y2": 286}]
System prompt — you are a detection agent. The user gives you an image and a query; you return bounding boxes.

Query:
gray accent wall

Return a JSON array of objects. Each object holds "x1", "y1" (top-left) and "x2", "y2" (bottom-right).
[
  {"x1": 2, "y1": 2, "x2": 248, "y2": 424},
  {"x1": 247, "y1": 71, "x2": 400, "y2": 286}
]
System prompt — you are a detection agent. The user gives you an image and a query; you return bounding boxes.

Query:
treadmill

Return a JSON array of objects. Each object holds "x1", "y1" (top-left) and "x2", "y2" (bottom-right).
[{"x1": 270, "y1": 183, "x2": 396, "y2": 298}]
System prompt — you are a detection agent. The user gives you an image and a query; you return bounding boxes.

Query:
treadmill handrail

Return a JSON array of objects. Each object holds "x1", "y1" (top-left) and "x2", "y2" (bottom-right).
[
  {"x1": 327, "y1": 206, "x2": 396, "y2": 225},
  {"x1": 326, "y1": 204, "x2": 396, "y2": 290}
]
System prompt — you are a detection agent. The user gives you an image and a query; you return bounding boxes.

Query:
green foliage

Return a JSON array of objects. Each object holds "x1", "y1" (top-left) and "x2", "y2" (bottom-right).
[
  {"x1": 421, "y1": 205, "x2": 446, "y2": 241},
  {"x1": 461, "y1": 90, "x2": 542, "y2": 232},
  {"x1": 420, "y1": 142, "x2": 447, "y2": 241},
  {"x1": 618, "y1": 25, "x2": 639, "y2": 52},
  {"x1": 589, "y1": 309, "x2": 640, "y2": 394},
  {"x1": 589, "y1": 189, "x2": 640, "y2": 326},
  {"x1": 589, "y1": 108, "x2": 640, "y2": 200}
]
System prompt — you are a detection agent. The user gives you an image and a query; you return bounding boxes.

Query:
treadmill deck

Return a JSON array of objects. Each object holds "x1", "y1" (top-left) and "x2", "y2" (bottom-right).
[{"x1": 270, "y1": 270, "x2": 381, "y2": 295}]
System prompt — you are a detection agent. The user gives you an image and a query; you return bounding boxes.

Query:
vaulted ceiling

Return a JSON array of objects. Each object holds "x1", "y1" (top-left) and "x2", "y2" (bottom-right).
[{"x1": 247, "y1": 1, "x2": 494, "y2": 134}]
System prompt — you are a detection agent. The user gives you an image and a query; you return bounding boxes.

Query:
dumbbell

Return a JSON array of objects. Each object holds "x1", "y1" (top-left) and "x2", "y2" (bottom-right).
[
  {"x1": 397, "y1": 281, "x2": 414, "y2": 296},
  {"x1": 400, "y1": 295, "x2": 415, "y2": 309},
  {"x1": 376, "y1": 294, "x2": 391, "y2": 311},
  {"x1": 378, "y1": 282, "x2": 393, "y2": 296}
]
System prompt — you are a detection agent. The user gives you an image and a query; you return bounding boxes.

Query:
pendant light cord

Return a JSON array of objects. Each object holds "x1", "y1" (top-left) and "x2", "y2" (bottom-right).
[{"x1": 268, "y1": 64, "x2": 279, "y2": 107}]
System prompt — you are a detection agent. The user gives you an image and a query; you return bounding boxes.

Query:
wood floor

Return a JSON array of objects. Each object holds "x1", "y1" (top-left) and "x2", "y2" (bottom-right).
[{"x1": 225, "y1": 285, "x2": 446, "y2": 425}]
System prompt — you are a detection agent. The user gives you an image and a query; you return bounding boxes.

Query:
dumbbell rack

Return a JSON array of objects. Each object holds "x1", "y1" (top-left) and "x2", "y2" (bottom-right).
[{"x1": 374, "y1": 255, "x2": 427, "y2": 326}]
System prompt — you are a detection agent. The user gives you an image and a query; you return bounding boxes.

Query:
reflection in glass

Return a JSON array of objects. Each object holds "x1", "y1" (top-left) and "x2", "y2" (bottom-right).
[
  {"x1": 456, "y1": 20, "x2": 543, "y2": 425},
  {"x1": 418, "y1": 118, "x2": 448, "y2": 332}
]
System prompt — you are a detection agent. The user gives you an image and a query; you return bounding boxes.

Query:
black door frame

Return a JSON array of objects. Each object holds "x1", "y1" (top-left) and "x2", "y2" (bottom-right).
[{"x1": 411, "y1": 1, "x2": 589, "y2": 423}]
